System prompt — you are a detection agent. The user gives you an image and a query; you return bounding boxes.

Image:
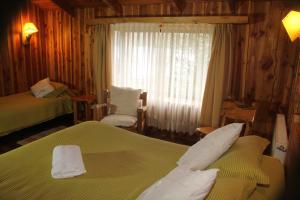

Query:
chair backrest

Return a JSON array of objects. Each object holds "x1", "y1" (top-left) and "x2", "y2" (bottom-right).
[{"x1": 103, "y1": 89, "x2": 147, "y2": 107}]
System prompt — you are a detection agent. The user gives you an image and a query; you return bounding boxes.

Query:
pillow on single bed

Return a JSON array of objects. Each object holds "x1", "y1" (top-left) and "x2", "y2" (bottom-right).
[
  {"x1": 30, "y1": 77, "x2": 55, "y2": 98},
  {"x1": 208, "y1": 135, "x2": 270, "y2": 185},
  {"x1": 205, "y1": 177, "x2": 256, "y2": 200},
  {"x1": 137, "y1": 167, "x2": 219, "y2": 200},
  {"x1": 44, "y1": 81, "x2": 68, "y2": 98},
  {"x1": 177, "y1": 123, "x2": 244, "y2": 170}
]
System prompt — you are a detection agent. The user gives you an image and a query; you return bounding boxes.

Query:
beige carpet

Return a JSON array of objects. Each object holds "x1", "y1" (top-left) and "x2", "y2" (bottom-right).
[{"x1": 17, "y1": 126, "x2": 67, "y2": 146}]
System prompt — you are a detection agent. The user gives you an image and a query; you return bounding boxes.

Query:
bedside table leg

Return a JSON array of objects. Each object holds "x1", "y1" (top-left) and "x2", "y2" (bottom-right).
[
  {"x1": 85, "y1": 103, "x2": 90, "y2": 121},
  {"x1": 73, "y1": 101, "x2": 78, "y2": 124}
]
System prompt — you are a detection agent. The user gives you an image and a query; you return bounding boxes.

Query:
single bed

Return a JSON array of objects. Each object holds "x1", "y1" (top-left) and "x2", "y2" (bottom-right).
[
  {"x1": 0, "y1": 91, "x2": 72, "y2": 137},
  {"x1": 0, "y1": 121, "x2": 284, "y2": 200}
]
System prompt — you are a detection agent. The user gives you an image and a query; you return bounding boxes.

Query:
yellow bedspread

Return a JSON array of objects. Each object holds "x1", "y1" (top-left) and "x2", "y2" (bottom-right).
[
  {"x1": 249, "y1": 156, "x2": 285, "y2": 200},
  {"x1": 0, "y1": 121, "x2": 187, "y2": 200},
  {"x1": 0, "y1": 92, "x2": 72, "y2": 137}
]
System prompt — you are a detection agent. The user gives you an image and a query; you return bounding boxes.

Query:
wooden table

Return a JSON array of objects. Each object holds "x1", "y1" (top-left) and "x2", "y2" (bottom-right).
[
  {"x1": 195, "y1": 127, "x2": 216, "y2": 138},
  {"x1": 71, "y1": 95, "x2": 96, "y2": 124}
]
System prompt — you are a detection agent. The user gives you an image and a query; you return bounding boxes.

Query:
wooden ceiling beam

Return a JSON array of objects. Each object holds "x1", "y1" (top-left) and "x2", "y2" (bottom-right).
[
  {"x1": 103, "y1": 0, "x2": 123, "y2": 15},
  {"x1": 87, "y1": 16, "x2": 249, "y2": 25},
  {"x1": 52, "y1": 0, "x2": 75, "y2": 16},
  {"x1": 173, "y1": 0, "x2": 187, "y2": 14}
]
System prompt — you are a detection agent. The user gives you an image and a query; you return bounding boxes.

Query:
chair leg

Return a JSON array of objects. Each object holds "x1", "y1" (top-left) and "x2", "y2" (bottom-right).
[{"x1": 137, "y1": 120, "x2": 144, "y2": 133}]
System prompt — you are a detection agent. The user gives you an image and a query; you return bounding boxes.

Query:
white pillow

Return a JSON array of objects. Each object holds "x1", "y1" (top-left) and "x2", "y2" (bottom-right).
[
  {"x1": 177, "y1": 123, "x2": 244, "y2": 170},
  {"x1": 137, "y1": 167, "x2": 219, "y2": 200},
  {"x1": 110, "y1": 86, "x2": 141, "y2": 117},
  {"x1": 31, "y1": 77, "x2": 55, "y2": 98}
]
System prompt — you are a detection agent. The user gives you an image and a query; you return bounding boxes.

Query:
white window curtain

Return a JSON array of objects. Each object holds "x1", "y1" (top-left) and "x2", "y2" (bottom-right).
[{"x1": 111, "y1": 23, "x2": 215, "y2": 134}]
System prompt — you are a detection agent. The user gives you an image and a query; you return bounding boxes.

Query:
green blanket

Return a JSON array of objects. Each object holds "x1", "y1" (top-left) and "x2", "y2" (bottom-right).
[
  {"x1": 0, "y1": 121, "x2": 187, "y2": 200},
  {"x1": 0, "y1": 92, "x2": 72, "y2": 137}
]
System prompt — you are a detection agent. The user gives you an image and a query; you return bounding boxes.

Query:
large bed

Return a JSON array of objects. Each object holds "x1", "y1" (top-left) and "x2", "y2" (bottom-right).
[
  {"x1": 0, "y1": 121, "x2": 284, "y2": 200},
  {"x1": 0, "y1": 91, "x2": 72, "y2": 137}
]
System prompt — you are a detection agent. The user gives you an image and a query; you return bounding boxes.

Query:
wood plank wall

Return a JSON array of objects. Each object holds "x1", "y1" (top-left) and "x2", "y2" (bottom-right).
[
  {"x1": 1, "y1": 1, "x2": 298, "y2": 103},
  {"x1": 286, "y1": 53, "x2": 300, "y2": 199},
  {"x1": 0, "y1": 1, "x2": 46, "y2": 96},
  {"x1": 43, "y1": 9, "x2": 95, "y2": 95}
]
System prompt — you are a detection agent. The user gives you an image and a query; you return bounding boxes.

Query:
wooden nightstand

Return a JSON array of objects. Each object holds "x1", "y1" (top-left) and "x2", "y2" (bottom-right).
[
  {"x1": 195, "y1": 127, "x2": 216, "y2": 138},
  {"x1": 71, "y1": 95, "x2": 96, "y2": 124}
]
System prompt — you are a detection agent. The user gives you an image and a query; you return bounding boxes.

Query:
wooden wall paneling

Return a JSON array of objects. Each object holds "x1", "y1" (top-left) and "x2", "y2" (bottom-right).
[
  {"x1": 264, "y1": 1, "x2": 287, "y2": 104},
  {"x1": 248, "y1": 1, "x2": 269, "y2": 101},
  {"x1": 272, "y1": 13, "x2": 299, "y2": 110},
  {"x1": 77, "y1": 9, "x2": 84, "y2": 93},
  {"x1": 0, "y1": 1, "x2": 46, "y2": 97},
  {"x1": 232, "y1": 0, "x2": 251, "y2": 100},
  {"x1": 84, "y1": 8, "x2": 95, "y2": 95},
  {"x1": 246, "y1": 1, "x2": 285, "y2": 138},
  {"x1": 0, "y1": 46, "x2": 4, "y2": 95},
  {"x1": 288, "y1": 53, "x2": 300, "y2": 131},
  {"x1": 21, "y1": 6, "x2": 31, "y2": 88},
  {"x1": 37, "y1": 6, "x2": 47, "y2": 83},
  {"x1": 286, "y1": 113, "x2": 300, "y2": 199},
  {"x1": 46, "y1": 11, "x2": 55, "y2": 80},
  {"x1": 78, "y1": 9, "x2": 85, "y2": 94},
  {"x1": 6, "y1": 19, "x2": 16, "y2": 94},
  {"x1": 28, "y1": 3, "x2": 43, "y2": 86},
  {"x1": 75, "y1": 10, "x2": 82, "y2": 93},
  {"x1": 43, "y1": 8, "x2": 97, "y2": 95}
]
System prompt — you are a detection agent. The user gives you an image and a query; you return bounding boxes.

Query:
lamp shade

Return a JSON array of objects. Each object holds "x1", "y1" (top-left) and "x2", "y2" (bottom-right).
[
  {"x1": 282, "y1": 11, "x2": 300, "y2": 42},
  {"x1": 23, "y1": 22, "x2": 38, "y2": 35}
]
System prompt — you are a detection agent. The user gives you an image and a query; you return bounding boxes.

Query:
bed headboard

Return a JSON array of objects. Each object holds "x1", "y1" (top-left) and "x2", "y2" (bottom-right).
[{"x1": 271, "y1": 114, "x2": 288, "y2": 164}]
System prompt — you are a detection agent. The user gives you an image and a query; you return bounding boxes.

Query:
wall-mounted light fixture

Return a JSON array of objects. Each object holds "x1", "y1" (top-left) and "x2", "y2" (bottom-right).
[
  {"x1": 22, "y1": 22, "x2": 38, "y2": 45},
  {"x1": 282, "y1": 10, "x2": 300, "y2": 42}
]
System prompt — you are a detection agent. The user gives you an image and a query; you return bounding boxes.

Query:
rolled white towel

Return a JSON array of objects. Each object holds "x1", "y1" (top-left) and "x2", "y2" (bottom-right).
[{"x1": 51, "y1": 145, "x2": 87, "y2": 179}]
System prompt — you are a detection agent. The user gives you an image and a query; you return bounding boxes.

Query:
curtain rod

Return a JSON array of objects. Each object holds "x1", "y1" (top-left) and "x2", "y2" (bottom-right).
[{"x1": 86, "y1": 16, "x2": 249, "y2": 25}]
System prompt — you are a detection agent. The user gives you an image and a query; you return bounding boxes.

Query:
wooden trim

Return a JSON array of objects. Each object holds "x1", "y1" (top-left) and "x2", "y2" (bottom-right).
[
  {"x1": 173, "y1": 0, "x2": 187, "y2": 14},
  {"x1": 86, "y1": 16, "x2": 249, "y2": 25},
  {"x1": 52, "y1": 0, "x2": 75, "y2": 16},
  {"x1": 103, "y1": 0, "x2": 123, "y2": 15}
]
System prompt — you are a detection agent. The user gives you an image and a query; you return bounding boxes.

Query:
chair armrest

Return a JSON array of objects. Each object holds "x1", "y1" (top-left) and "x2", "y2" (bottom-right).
[
  {"x1": 91, "y1": 104, "x2": 108, "y2": 121},
  {"x1": 97, "y1": 103, "x2": 108, "y2": 108},
  {"x1": 137, "y1": 106, "x2": 147, "y2": 113}
]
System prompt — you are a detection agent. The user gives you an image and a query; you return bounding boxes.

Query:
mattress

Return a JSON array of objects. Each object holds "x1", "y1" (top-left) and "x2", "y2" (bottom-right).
[
  {"x1": 0, "y1": 92, "x2": 72, "y2": 137},
  {"x1": 0, "y1": 121, "x2": 284, "y2": 199}
]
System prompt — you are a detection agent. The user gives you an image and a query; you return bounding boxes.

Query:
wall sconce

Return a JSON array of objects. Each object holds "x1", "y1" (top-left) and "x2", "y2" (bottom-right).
[
  {"x1": 22, "y1": 22, "x2": 38, "y2": 45},
  {"x1": 282, "y1": 10, "x2": 300, "y2": 42}
]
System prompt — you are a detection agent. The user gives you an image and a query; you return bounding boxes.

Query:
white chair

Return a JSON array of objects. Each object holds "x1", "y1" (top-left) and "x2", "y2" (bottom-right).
[{"x1": 93, "y1": 86, "x2": 147, "y2": 133}]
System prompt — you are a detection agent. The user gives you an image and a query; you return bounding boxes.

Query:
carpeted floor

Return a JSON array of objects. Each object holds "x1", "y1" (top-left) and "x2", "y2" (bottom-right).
[
  {"x1": 17, "y1": 125, "x2": 67, "y2": 146},
  {"x1": 0, "y1": 115, "x2": 199, "y2": 155},
  {"x1": 0, "y1": 114, "x2": 73, "y2": 154}
]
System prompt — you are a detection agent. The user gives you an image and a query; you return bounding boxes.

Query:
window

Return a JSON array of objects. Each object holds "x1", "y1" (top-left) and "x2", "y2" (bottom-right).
[{"x1": 111, "y1": 23, "x2": 214, "y2": 133}]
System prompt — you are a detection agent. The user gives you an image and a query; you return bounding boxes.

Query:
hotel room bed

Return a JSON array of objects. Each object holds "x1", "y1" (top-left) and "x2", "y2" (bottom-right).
[
  {"x1": 0, "y1": 91, "x2": 72, "y2": 137},
  {"x1": 0, "y1": 121, "x2": 284, "y2": 200}
]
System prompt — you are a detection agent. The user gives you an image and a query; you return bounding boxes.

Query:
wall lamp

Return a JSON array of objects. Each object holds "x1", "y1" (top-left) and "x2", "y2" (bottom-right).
[
  {"x1": 282, "y1": 10, "x2": 300, "y2": 42},
  {"x1": 22, "y1": 22, "x2": 38, "y2": 45}
]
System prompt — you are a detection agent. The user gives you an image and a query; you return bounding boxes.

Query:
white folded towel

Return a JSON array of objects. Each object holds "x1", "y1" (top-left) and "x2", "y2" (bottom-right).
[{"x1": 51, "y1": 145, "x2": 87, "y2": 179}]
